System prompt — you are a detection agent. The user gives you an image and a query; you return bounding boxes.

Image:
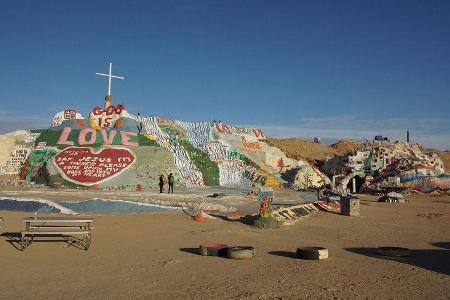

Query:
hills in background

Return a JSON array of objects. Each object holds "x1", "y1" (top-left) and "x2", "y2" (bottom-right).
[{"x1": 266, "y1": 137, "x2": 450, "y2": 172}]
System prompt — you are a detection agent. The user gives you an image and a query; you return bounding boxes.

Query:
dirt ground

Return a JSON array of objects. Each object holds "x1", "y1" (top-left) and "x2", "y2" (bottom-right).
[
  {"x1": 265, "y1": 138, "x2": 340, "y2": 163},
  {"x1": 428, "y1": 149, "x2": 450, "y2": 171},
  {"x1": 265, "y1": 138, "x2": 362, "y2": 164},
  {"x1": 0, "y1": 193, "x2": 449, "y2": 299}
]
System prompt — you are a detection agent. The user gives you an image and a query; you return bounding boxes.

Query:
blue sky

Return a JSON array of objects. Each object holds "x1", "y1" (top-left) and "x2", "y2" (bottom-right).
[{"x1": 1, "y1": 1, "x2": 449, "y2": 149}]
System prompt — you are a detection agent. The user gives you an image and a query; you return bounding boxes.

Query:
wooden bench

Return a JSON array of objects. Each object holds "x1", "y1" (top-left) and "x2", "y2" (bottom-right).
[{"x1": 21, "y1": 216, "x2": 94, "y2": 251}]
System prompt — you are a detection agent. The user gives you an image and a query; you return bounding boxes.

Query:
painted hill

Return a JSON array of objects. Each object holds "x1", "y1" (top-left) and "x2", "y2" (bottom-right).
[
  {"x1": 0, "y1": 105, "x2": 448, "y2": 193},
  {"x1": 0, "y1": 106, "x2": 327, "y2": 191}
]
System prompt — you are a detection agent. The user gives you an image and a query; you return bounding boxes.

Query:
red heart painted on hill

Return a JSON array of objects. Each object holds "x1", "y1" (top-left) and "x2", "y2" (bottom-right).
[{"x1": 53, "y1": 147, "x2": 136, "y2": 186}]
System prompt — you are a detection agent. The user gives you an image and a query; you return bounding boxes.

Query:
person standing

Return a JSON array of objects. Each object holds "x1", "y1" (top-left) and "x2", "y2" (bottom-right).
[
  {"x1": 136, "y1": 113, "x2": 143, "y2": 133},
  {"x1": 159, "y1": 175, "x2": 165, "y2": 193},
  {"x1": 317, "y1": 186, "x2": 324, "y2": 201},
  {"x1": 168, "y1": 173, "x2": 174, "y2": 194}
]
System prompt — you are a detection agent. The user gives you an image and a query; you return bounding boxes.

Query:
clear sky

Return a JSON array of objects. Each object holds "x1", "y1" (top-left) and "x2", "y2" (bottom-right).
[{"x1": 1, "y1": 0, "x2": 449, "y2": 149}]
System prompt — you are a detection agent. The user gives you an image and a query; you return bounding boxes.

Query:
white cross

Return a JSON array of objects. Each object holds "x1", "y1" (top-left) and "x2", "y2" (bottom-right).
[{"x1": 96, "y1": 62, "x2": 125, "y2": 96}]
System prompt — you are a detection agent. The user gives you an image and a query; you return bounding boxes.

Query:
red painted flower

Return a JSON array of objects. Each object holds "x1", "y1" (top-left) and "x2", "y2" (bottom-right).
[
  {"x1": 114, "y1": 119, "x2": 124, "y2": 128},
  {"x1": 76, "y1": 119, "x2": 85, "y2": 128}
]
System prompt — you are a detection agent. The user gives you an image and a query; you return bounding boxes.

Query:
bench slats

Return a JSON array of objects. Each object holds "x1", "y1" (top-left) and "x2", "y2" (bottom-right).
[
  {"x1": 21, "y1": 218, "x2": 93, "y2": 251},
  {"x1": 28, "y1": 226, "x2": 93, "y2": 229},
  {"x1": 22, "y1": 230, "x2": 90, "y2": 235}
]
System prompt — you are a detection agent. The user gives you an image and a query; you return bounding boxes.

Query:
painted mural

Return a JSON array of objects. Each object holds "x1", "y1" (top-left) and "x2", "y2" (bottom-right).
[
  {"x1": 0, "y1": 146, "x2": 32, "y2": 176},
  {"x1": 88, "y1": 104, "x2": 129, "y2": 129},
  {"x1": 53, "y1": 147, "x2": 136, "y2": 186},
  {"x1": 323, "y1": 140, "x2": 450, "y2": 193},
  {"x1": 213, "y1": 122, "x2": 265, "y2": 139},
  {"x1": 51, "y1": 109, "x2": 84, "y2": 127},
  {"x1": 4, "y1": 95, "x2": 447, "y2": 193}
]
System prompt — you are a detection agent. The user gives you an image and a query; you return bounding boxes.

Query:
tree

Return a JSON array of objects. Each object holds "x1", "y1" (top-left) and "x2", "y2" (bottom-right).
[{"x1": 277, "y1": 158, "x2": 285, "y2": 171}]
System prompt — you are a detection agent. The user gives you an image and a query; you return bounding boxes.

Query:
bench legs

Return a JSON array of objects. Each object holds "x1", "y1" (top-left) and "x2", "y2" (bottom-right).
[
  {"x1": 20, "y1": 233, "x2": 92, "y2": 251},
  {"x1": 85, "y1": 233, "x2": 92, "y2": 250},
  {"x1": 20, "y1": 234, "x2": 32, "y2": 251},
  {"x1": 67, "y1": 234, "x2": 92, "y2": 251}
]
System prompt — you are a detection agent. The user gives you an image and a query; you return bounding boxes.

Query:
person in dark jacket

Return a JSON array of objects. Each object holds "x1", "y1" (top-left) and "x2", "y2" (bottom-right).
[
  {"x1": 317, "y1": 186, "x2": 324, "y2": 201},
  {"x1": 159, "y1": 175, "x2": 165, "y2": 193},
  {"x1": 168, "y1": 173, "x2": 174, "y2": 194}
]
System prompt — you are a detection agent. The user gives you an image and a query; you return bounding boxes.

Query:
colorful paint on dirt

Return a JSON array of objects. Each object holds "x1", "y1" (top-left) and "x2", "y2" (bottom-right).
[
  {"x1": 21, "y1": 148, "x2": 58, "y2": 182},
  {"x1": 88, "y1": 104, "x2": 127, "y2": 129},
  {"x1": 0, "y1": 146, "x2": 32, "y2": 176},
  {"x1": 35, "y1": 129, "x2": 155, "y2": 149},
  {"x1": 51, "y1": 110, "x2": 83, "y2": 127},
  {"x1": 57, "y1": 127, "x2": 138, "y2": 147},
  {"x1": 214, "y1": 122, "x2": 265, "y2": 139},
  {"x1": 53, "y1": 147, "x2": 136, "y2": 186},
  {"x1": 314, "y1": 200, "x2": 341, "y2": 214},
  {"x1": 179, "y1": 140, "x2": 220, "y2": 185},
  {"x1": 241, "y1": 136, "x2": 262, "y2": 150},
  {"x1": 258, "y1": 187, "x2": 274, "y2": 217},
  {"x1": 272, "y1": 203, "x2": 319, "y2": 225},
  {"x1": 399, "y1": 172, "x2": 450, "y2": 192}
]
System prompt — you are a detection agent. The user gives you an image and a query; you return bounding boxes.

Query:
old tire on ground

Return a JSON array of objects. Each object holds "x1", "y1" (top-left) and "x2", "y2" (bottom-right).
[
  {"x1": 227, "y1": 246, "x2": 255, "y2": 259},
  {"x1": 199, "y1": 243, "x2": 228, "y2": 256},
  {"x1": 376, "y1": 247, "x2": 411, "y2": 257},
  {"x1": 296, "y1": 247, "x2": 329, "y2": 260}
]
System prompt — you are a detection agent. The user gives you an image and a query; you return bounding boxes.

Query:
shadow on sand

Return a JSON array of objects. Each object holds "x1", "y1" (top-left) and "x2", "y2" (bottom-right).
[
  {"x1": 1, "y1": 232, "x2": 88, "y2": 251},
  {"x1": 1, "y1": 232, "x2": 23, "y2": 251},
  {"x1": 345, "y1": 243, "x2": 450, "y2": 276},
  {"x1": 431, "y1": 242, "x2": 450, "y2": 250},
  {"x1": 268, "y1": 250, "x2": 298, "y2": 259},
  {"x1": 179, "y1": 247, "x2": 228, "y2": 258},
  {"x1": 208, "y1": 214, "x2": 259, "y2": 226},
  {"x1": 179, "y1": 247, "x2": 200, "y2": 256}
]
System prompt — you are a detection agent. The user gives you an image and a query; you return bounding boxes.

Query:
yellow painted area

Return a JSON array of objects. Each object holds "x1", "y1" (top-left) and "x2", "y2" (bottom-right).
[
  {"x1": 88, "y1": 118, "x2": 102, "y2": 130},
  {"x1": 259, "y1": 171, "x2": 281, "y2": 189},
  {"x1": 264, "y1": 175, "x2": 281, "y2": 189},
  {"x1": 143, "y1": 134, "x2": 156, "y2": 141}
]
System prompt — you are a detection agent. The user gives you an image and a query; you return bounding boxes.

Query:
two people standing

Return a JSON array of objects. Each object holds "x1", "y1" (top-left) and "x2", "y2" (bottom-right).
[{"x1": 159, "y1": 173, "x2": 175, "y2": 193}]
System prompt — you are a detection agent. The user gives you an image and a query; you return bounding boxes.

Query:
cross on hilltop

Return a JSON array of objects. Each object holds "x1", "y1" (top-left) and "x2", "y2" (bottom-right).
[{"x1": 96, "y1": 62, "x2": 125, "y2": 96}]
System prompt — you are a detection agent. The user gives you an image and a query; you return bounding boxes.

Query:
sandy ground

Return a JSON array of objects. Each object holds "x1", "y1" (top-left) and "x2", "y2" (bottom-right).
[{"x1": 0, "y1": 193, "x2": 449, "y2": 299}]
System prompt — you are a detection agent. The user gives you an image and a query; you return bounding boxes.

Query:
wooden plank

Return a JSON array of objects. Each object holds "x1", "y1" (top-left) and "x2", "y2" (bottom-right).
[
  {"x1": 29, "y1": 226, "x2": 93, "y2": 229},
  {"x1": 22, "y1": 230, "x2": 90, "y2": 235},
  {"x1": 22, "y1": 217, "x2": 93, "y2": 223}
]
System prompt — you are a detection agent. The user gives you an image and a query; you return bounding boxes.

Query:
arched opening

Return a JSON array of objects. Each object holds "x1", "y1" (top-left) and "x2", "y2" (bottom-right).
[{"x1": 346, "y1": 175, "x2": 365, "y2": 193}]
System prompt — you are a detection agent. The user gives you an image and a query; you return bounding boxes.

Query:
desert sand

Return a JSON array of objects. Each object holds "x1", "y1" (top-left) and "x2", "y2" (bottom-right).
[{"x1": 0, "y1": 193, "x2": 449, "y2": 299}]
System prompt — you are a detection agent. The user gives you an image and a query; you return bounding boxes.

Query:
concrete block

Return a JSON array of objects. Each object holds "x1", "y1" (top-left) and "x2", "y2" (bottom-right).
[{"x1": 340, "y1": 196, "x2": 360, "y2": 216}]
